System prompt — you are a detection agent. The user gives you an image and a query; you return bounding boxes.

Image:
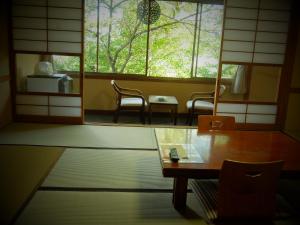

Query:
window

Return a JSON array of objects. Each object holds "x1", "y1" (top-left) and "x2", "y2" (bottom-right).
[{"x1": 84, "y1": 0, "x2": 224, "y2": 78}]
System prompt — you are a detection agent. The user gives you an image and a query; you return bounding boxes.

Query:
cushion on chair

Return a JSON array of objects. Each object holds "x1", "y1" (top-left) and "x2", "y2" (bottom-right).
[
  {"x1": 120, "y1": 97, "x2": 147, "y2": 107},
  {"x1": 186, "y1": 100, "x2": 214, "y2": 110}
]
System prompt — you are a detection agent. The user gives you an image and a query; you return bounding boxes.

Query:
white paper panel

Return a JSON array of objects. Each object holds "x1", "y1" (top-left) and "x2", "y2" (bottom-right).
[
  {"x1": 13, "y1": 29, "x2": 47, "y2": 41},
  {"x1": 49, "y1": 107, "x2": 81, "y2": 117},
  {"x1": 13, "y1": 6, "x2": 47, "y2": 18},
  {"x1": 48, "y1": 8, "x2": 82, "y2": 20},
  {"x1": 259, "y1": 10, "x2": 290, "y2": 22},
  {"x1": 48, "y1": 31, "x2": 81, "y2": 42},
  {"x1": 13, "y1": 0, "x2": 46, "y2": 6},
  {"x1": 253, "y1": 53, "x2": 285, "y2": 64},
  {"x1": 222, "y1": 51, "x2": 253, "y2": 63},
  {"x1": 216, "y1": 113, "x2": 246, "y2": 123},
  {"x1": 260, "y1": 0, "x2": 291, "y2": 10},
  {"x1": 48, "y1": 19, "x2": 81, "y2": 31},
  {"x1": 257, "y1": 21, "x2": 289, "y2": 32},
  {"x1": 48, "y1": 0, "x2": 82, "y2": 8},
  {"x1": 16, "y1": 95, "x2": 48, "y2": 105},
  {"x1": 224, "y1": 18, "x2": 257, "y2": 30},
  {"x1": 246, "y1": 114, "x2": 276, "y2": 124},
  {"x1": 223, "y1": 41, "x2": 254, "y2": 52},
  {"x1": 256, "y1": 32, "x2": 287, "y2": 43},
  {"x1": 49, "y1": 96, "x2": 81, "y2": 107},
  {"x1": 13, "y1": 17, "x2": 47, "y2": 29},
  {"x1": 217, "y1": 103, "x2": 247, "y2": 113},
  {"x1": 247, "y1": 104, "x2": 277, "y2": 114},
  {"x1": 16, "y1": 105, "x2": 48, "y2": 116},
  {"x1": 226, "y1": 0, "x2": 259, "y2": 8},
  {"x1": 224, "y1": 30, "x2": 256, "y2": 41},
  {"x1": 226, "y1": 7, "x2": 258, "y2": 20},
  {"x1": 14, "y1": 40, "x2": 47, "y2": 51},
  {"x1": 255, "y1": 43, "x2": 286, "y2": 54},
  {"x1": 48, "y1": 42, "x2": 81, "y2": 53}
]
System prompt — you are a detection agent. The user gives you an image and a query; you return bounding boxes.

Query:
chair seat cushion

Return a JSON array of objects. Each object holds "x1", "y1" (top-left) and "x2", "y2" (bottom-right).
[
  {"x1": 186, "y1": 100, "x2": 214, "y2": 110},
  {"x1": 120, "y1": 98, "x2": 147, "y2": 107}
]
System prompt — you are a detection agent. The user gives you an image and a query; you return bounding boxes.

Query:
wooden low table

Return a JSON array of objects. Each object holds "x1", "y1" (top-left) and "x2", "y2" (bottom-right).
[
  {"x1": 148, "y1": 95, "x2": 178, "y2": 125},
  {"x1": 155, "y1": 128, "x2": 300, "y2": 211}
]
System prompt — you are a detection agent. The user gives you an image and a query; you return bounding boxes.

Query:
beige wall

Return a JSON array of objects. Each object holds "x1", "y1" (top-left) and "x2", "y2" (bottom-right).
[
  {"x1": 84, "y1": 79, "x2": 216, "y2": 113},
  {"x1": 248, "y1": 66, "x2": 281, "y2": 102},
  {"x1": 0, "y1": 0, "x2": 12, "y2": 128}
]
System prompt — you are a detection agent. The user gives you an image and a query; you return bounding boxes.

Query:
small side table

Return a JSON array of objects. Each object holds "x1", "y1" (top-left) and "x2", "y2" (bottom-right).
[{"x1": 148, "y1": 95, "x2": 178, "y2": 125}]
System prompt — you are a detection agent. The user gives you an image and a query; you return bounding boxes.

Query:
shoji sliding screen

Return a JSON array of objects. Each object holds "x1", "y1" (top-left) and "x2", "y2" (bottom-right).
[
  {"x1": 216, "y1": 0, "x2": 292, "y2": 129},
  {"x1": 11, "y1": 0, "x2": 84, "y2": 124}
]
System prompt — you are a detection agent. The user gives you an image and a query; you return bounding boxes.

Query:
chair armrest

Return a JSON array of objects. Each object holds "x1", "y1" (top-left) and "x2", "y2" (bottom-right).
[
  {"x1": 190, "y1": 91, "x2": 214, "y2": 99},
  {"x1": 119, "y1": 87, "x2": 143, "y2": 95}
]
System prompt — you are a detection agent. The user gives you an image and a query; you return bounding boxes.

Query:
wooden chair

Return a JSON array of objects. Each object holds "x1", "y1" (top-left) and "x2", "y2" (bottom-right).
[
  {"x1": 190, "y1": 160, "x2": 284, "y2": 223},
  {"x1": 197, "y1": 115, "x2": 236, "y2": 132},
  {"x1": 111, "y1": 80, "x2": 147, "y2": 123},
  {"x1": 186, "y1": 85, "x2": 226, "y2": 126}
]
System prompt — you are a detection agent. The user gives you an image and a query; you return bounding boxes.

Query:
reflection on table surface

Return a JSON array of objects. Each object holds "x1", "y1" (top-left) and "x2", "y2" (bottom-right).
[{"x1": 155, "y1": 128, "x2": 300, "y2": 173}]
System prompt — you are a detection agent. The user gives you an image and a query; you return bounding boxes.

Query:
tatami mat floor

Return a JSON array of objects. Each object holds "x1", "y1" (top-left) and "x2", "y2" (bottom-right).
[{"x1": 1, "y1": 123, "x2": 300, "y2": 225}]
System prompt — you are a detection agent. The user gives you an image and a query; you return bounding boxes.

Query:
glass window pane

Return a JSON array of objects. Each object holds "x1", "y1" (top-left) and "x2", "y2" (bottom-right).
[
  {"x1": 148, "y1": 1, "x2": 197, "y2": 78},
  {"x1": 85, "y1": 0, "x2": 98, "y2": 72},
  {"x1": 98, "y1": 0, "x2": 147, "y2": 74},
  {"x1": 195, "y1": 4, "x2": 223, "y2": 78}
]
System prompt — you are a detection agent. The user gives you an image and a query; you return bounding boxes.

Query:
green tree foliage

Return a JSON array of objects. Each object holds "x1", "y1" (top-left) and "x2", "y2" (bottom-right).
[{"x1": 54, "y1": 0, "x2": 224, "y2": 79}]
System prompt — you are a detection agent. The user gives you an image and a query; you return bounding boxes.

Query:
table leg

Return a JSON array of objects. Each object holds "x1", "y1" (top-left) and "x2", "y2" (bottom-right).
[
  {"x1": 148, "y1": 104, "x2": 152, "y2": 124},
  {"x1": 172, "y1": 177, "x2": 188, "y2": 210},
  {"x1": 174, "y1": 105, "x2": 178, "y2": 125}
]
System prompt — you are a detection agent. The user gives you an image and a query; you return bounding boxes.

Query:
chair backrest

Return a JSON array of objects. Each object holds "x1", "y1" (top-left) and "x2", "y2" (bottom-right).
[
  {"x1": 198, "y1": 115, "x2": 236, "y2": 131},
  {"x1": 217, "y1": 160, "x2": 284, "y2": 219},
  {"x1": 219, "y1": 85, "x2": 226, "y2": 96},
  {"x1": 111, "y1": 80, "x2": 121, "y2": 94}
]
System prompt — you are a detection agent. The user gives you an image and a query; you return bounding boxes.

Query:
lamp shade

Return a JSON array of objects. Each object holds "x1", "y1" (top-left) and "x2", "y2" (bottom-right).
[{"x1": 137, "y1": 0, "x2": 161, "y2": 25}]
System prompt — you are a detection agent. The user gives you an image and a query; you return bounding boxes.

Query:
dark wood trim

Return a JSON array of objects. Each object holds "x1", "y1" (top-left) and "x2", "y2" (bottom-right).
[
  {"x1": 223, "y1": 49, "x2": 285, "y2": 55},
  {"x1": 289, "y1": 88, "x2": 300, "y2": 93},
  {"x1": 80, "y1": 0, "x2": 85, "y2": 124},
  {"x1": 17, "y1": 103, "x2": 81, "y2": 108},
  {"x1": 15, "y1": 115, "x2": 82, "y2": 124},
  {"x1": 8, "y1": 0, "x2": 16, "y2": 122},
  {"x1": 96, "y1": 0, "x2": 99, "y2": 72},
  {"x1": 223, "y1": 39, "x2": 287, "y2": 45},
  {"x1": 13, "y1": 3, "x2": 82, "y2": 10},
  {"x1": 225, "y1": 5, "x2": 291, "y2": 13},
  {"x1": 221, "y1": 61, "x2": 284, "y2": 67},
  {"x1": 277, "y1": 0, "x2": 299, "y2": 130},
  {"x1": 214, "y1": 0, "x2": 228, "y2": 114},
  {"x1": 16, "y1": 91, "x2": 81, "y2": 97},
  {"x1": 84, "y1": 73, "x2": 219, "y2": 84},
  {"x1": 14, "y1": 38, "x2": 81, "y2": 44},
  {"x1": 13, "y1": 27, "x2": 82, "y2": 32},
  {"x1": 0, "y1": 75, "x2": 10, "y2": 83},
  {"x1": 14, "y1": 50, "x2": 82, "y2": 56},
  {"x1": 12, "y1": 15, "x2": 81, "y2": 21},
  {"x1": 218, "y1": 100, "x2": 277, "y2": 104}
]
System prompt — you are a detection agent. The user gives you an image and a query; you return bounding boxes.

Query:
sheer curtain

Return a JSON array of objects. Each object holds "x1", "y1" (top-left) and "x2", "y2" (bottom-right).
[{"x1": 231, "y1": 65, "x2": 247, "y2": 94}]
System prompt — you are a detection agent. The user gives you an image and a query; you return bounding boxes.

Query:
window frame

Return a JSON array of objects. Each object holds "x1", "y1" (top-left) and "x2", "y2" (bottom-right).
[{"x1": 58, "y1": 0, "x2": 225, "y2": 81}]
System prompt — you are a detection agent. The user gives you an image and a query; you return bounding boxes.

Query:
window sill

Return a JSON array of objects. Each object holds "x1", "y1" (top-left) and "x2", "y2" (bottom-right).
[{"x1": 84, "y1": 72, "x2": 218, "y2": 84}]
